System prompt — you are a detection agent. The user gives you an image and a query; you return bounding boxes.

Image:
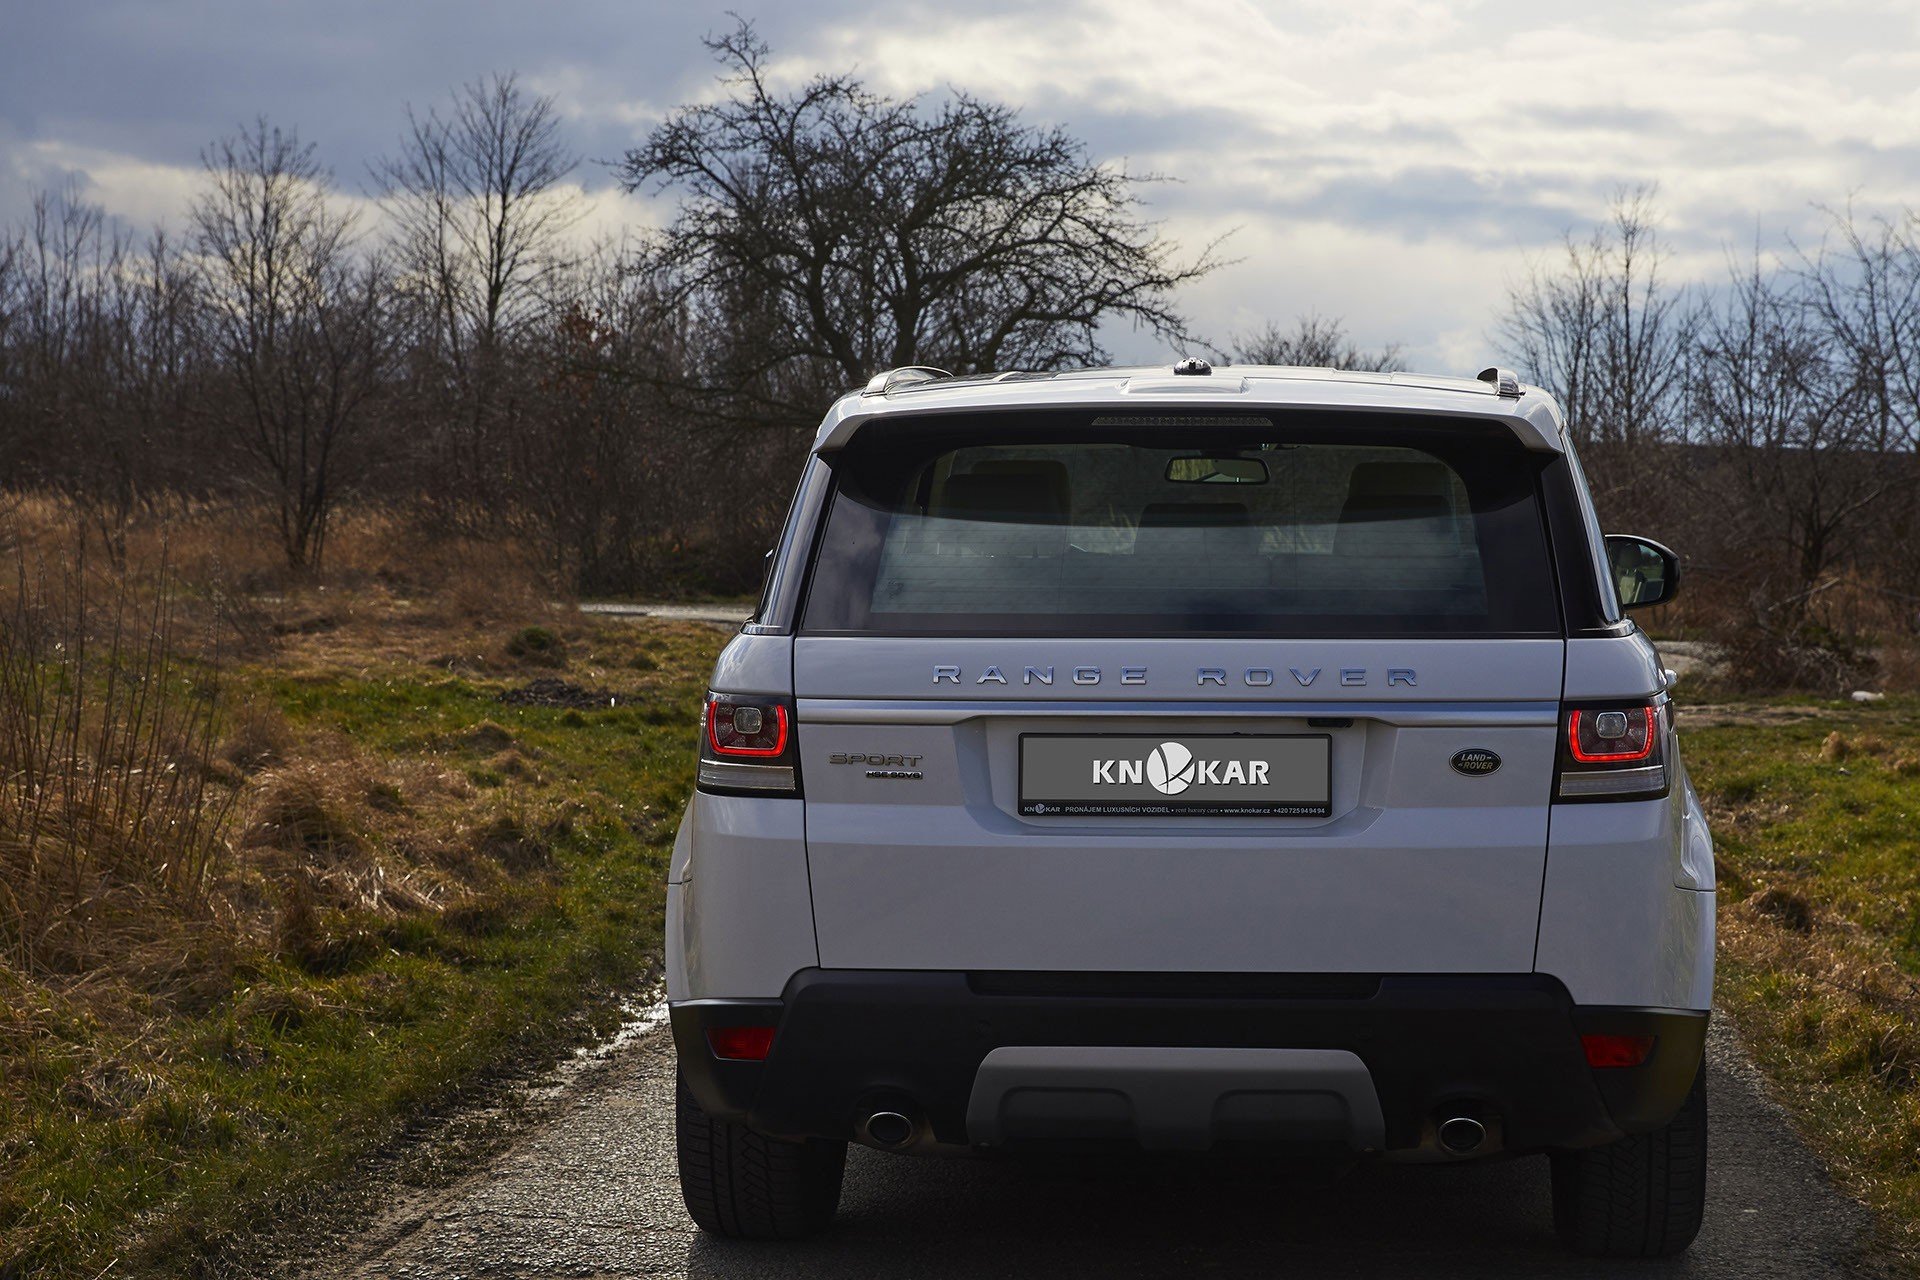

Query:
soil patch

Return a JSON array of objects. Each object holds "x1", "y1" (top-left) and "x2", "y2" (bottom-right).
[{"x1": 496, "y1": 677, "x2": 627, "y2": 710}]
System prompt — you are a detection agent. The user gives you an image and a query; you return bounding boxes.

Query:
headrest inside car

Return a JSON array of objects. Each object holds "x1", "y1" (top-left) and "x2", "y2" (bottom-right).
[{"x1": 934, "y1": 470, "x2": 1067, "y2": 524}]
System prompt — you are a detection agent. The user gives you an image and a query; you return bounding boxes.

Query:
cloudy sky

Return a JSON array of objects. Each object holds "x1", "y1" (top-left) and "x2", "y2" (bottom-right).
[{"x1": 6, "y1": 0, "x2": 1920, "y2": 372}]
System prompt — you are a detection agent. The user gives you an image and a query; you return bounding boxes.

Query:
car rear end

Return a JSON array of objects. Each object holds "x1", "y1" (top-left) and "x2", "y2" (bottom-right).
[{"x1": 667, "y1": 368, "x2": 1714, "y2": 1253}]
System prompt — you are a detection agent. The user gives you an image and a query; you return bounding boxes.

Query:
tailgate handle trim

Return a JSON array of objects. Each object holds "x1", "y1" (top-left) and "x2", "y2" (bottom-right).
[{"x1": 796, "y1": 698, "x2": 1560, "y2": 728}]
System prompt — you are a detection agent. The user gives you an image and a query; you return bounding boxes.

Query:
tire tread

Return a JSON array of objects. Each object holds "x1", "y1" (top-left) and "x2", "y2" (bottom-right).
[
  {"x1": 1551, "y1": 1065, "x2": 1707, "y2": 1258},
  {"x1": 675, "y1": 1071, "x2": 845, "y2": 1240}
]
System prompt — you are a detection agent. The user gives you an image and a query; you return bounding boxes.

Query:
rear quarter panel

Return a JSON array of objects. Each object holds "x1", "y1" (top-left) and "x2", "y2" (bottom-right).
[{"x1": 1534, "y1": 632, "x2": 1714, "y2": 1011}]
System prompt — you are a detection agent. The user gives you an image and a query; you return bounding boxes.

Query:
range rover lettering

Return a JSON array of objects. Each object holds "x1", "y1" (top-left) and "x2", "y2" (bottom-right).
[{"x1": 667, "y1": 361, "x2": 1712, "y2": 1258}]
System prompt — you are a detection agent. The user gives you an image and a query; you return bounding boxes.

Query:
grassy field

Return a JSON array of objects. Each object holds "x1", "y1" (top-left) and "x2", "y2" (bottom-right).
[
  {"x1": 6, "y1": 564, "x2": 1920, "y2": 1277},
  {"x1": 0, "y1": 590, "x2": 727, "y2": 1278},
  {"x1": 1681, "y1": 694, "x2": 1920, "y2": 1269}
]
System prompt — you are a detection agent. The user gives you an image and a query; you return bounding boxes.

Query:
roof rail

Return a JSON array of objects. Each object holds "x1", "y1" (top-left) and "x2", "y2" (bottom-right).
[
  {"x1": 862, "y1": 366, "x2": 953, "y2": 397},
  {"x1": 1476, "y1": 367, "x2": 1522, "y2": 399}
]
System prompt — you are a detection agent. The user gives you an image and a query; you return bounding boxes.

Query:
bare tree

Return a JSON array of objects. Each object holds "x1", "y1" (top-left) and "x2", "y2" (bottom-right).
[
  {"x1": 1232, "y1": 314, "x2": 1403, "y2": 371},
  {"x1": 193, "y1": 120, "x2": 392, "y2": 572},
  {"x1": 1690, "y1": 244, "x2": 1899, "y2": 684},
  {"x1": 0, "y1": 225, "x2": 22, "y2": 517},
  {"x1": 4, "y1": 186, "x2": 159, "y2": 558},
  {"x1": 1498, "y1": 186, "x2": 1693, "y2": 501},
  {"x1": 0, "y1": 213, "x2": 44, "y2": 540},
  {"x1": 497, "y1": 245, "x2": 803, "y2": 594},
  {"x1": 375, "y1": 73, "x2": 582, "y2": 522},
  {"x1": 376, "y1": 73, "x2": 580, "y2": 375},
  {"x1": 1794, "y1": 204, "x2": 1920, "y2": 459},
  {"x1": 619, "y1": 19, "x2": 1224, "y2": 427}
]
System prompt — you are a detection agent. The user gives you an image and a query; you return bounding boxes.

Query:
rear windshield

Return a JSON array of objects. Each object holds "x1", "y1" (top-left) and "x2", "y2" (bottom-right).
[{"x1": 800, "y1": 414, "x2": 1560, "y2": 637}]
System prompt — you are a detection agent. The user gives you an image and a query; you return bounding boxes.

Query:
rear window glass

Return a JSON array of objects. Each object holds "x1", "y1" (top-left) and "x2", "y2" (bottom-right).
[{"x1": 800, "y1": 414, "x2": 1560, "y2": 637}]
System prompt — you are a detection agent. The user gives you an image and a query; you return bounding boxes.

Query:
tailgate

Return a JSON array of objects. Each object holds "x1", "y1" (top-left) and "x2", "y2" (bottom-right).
[{"x1": 798, "y1": 638, "x2": 1563, "y2": 973}]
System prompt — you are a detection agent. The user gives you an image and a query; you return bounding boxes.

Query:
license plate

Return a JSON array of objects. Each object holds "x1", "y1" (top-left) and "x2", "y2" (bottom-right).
[{"x1": 1019, "y1": 734, "x2": 1332, "y2": 817}]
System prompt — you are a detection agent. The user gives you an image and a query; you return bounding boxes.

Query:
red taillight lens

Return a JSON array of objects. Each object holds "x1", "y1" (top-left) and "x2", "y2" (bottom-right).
[
  {"x1": 706, "y1": 1025, "x2": 777, "y2": 1061},
  {"x1": 697, "y1": 692, "x2": 799, "y2": 795},
  {"x1": 1556, "y1": 702, "x2": 1668, "y2": 801},
  {"x1": 1581, "y1": 1033, "x2": 1655, "y2": 1068},
  {"x1": 704, "y1": 695, "x2": 790, "y2": 758},
  {"x1": 1567, "y1": 705, "x2": 1656, "y2": 763}
]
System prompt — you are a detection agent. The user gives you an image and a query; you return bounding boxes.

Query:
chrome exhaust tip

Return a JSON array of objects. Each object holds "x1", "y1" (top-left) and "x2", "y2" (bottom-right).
[
  {"x1": 863, "y1": 1110, "x2": 915, "y2": 1149},
  {"x1": 1437, "y1": 1116, "x2": 1487, "y2": 1154}
]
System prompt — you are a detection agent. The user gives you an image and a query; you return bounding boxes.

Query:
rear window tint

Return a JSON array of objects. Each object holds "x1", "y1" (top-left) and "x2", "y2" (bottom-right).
[{"x1": 800, "y1": 415, "x2": 1560, "y2": 637}]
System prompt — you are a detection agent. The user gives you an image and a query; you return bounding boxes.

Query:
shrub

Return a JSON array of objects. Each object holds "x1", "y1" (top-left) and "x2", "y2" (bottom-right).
[{"x1": 0, "y1": 556, "x2": 237, "y2": 976}]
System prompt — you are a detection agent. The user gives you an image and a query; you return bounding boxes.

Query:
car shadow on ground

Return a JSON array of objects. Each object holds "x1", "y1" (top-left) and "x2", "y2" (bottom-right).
[{"x1": 680, "y1": 1149, "x2": 1709, "y2": 1279}]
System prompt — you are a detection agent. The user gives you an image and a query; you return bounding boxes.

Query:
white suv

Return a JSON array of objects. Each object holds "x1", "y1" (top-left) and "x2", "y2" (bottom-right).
[{"x1": 668, "y1": 362, "x2": 1715, "y2": 1258}]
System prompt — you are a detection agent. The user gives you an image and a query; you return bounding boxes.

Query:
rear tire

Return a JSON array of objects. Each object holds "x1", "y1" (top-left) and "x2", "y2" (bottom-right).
[
  {"x1": 675, "y1": 1069, "x2": 846, "y2": 1240},
  {"x1": 1549, "y1": 1064, "x2": 1707, "y2": 1257}
]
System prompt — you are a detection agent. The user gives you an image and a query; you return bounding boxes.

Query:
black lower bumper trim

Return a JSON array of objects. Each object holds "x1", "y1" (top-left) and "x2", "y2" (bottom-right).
[{"x1": 672, "y1": 970, "x2": 1706, "y2": 1154}]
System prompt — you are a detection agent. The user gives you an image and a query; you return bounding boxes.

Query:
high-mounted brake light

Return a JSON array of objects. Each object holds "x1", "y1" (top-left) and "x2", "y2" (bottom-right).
[
  {"x1": 1556, "y1": 702, "x2": 1668, "y2": 801},
  {"x1": 698, "y1": 692, "x2": 801, "y2": 795}
]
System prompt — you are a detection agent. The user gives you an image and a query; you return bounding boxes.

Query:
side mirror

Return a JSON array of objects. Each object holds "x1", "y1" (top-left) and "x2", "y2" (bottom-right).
[{"x1": 1604, "y1": 534, "x2": 1680, "y2": 610}]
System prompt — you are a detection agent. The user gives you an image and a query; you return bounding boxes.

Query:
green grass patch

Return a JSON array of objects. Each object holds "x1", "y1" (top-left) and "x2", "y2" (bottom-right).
[
  {"x1": 1681, "y1": 693, "x2": 1920, "y2": 1268},
  {"x1": 0, "y1": 622, "x2": 726, "y2": 1278}
]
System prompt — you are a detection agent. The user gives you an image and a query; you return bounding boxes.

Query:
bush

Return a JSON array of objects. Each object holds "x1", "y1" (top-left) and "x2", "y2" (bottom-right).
[{"x1": 0, "y1": 556, "x2": 237, "y2": 976}]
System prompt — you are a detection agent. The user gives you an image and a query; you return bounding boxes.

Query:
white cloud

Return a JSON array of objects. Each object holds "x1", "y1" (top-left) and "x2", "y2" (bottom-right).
[
  {"x1": 2, "y1": 138, "x2": 206, "y2": 232},
  {"x1": 6, "y1": 0, "x2": 1919, "y2": 378}
]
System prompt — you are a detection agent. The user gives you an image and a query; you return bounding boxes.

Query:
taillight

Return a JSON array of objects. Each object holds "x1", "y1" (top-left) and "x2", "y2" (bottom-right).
[
  {"x1": 1567, "y1": 705, "x2": 1655, "y2": 763},
  {"x1": 707, "y1": 697, "x2": 789, "y2": 757},
  {"x1": 698, "y1": 692, "x2": 800, "y2": 795},
  {"x1": 1555, "y1": 701, "x2": 1669, "y2": 801}
]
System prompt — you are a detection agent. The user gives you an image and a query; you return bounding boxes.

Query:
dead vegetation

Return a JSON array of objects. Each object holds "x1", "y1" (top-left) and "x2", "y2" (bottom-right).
[
  {"x1": 0, "y1": 499, "x2": 727, "y2": 1277},
  {"x1": 0, "y1": 505, "x2": 589, "y2": 1005},
  {"x1": 0, "y1": 555, "x2": 236, "y2": 982},
  {"x1": 1689, "y1": 707, "x2": 1920, "y2": 1266}
]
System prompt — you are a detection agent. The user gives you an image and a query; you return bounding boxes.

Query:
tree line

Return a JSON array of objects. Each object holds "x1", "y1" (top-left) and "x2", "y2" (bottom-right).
[
  {"x1": 0, "y1": 24, "x2": 1226, "y2": 595},
  {"x1": 2, "y1": 22, "x2": 1918, "y2": 687},
  {"x1": 1500, "y1": 187, "x2": 1920, "y2": 686}
]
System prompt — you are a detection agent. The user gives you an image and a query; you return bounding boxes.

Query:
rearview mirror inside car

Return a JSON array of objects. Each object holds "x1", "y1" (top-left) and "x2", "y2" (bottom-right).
[
  {"x1": 1165, "y1": 456, "x2": 1268, "y2": 484},
  {"x1": 1605, "y1": 534, "x2": 1680, "y2": 610}
]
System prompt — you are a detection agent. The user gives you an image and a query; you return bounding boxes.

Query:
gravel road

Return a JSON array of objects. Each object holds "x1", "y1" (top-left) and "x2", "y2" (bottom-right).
[{"x1": 308, "y1": 1014, "x2": 1881, "y2": 1279}]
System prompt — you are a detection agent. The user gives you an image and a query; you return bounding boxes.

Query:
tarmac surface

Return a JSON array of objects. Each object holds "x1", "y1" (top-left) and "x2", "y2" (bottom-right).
[{"x1": 309, "y1": 1015, "x2": 1882, "y2": 1279}]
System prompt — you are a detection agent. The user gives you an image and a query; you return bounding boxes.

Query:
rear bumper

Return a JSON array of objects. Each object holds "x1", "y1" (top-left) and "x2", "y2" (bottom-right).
[{"x1": 671, "y1": 970, "x2": 1707, "y2": 1155}]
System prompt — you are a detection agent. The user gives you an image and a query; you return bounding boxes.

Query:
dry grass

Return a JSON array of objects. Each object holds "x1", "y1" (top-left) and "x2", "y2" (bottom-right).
[
  {"x1": 0, "y1": 498, "x2": 730, "y2": 1278},
  {"x1": 4, "y1": 492, "x2": 559, "y2": 639},
  {"x1": 1686, "y1": 701, "x2": 1920, "y2": 1268},
  {"x1": 0, "y1": 554, "x2": 237, "y2": 981}
]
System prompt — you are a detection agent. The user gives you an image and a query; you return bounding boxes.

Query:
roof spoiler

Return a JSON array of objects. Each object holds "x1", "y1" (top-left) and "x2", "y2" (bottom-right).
[{"x1": 818, "y1": 366, "x2": 1564, "y2": 454}]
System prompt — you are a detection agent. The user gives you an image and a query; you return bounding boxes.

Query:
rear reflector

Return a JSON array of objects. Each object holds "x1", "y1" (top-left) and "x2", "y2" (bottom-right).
[
  {"x1": 1581, "y1": 1033, "x2": 1655, "y2": 1068},
  {"x1": 706, "y1": 1025, "x2": 776, "y2": 1061}
]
